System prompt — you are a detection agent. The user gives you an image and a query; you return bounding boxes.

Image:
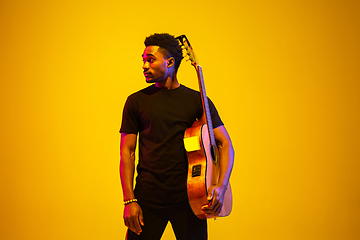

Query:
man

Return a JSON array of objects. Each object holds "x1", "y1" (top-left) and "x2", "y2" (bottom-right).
[{"x1": 119, "y1": 33, "x2": 234, "y2": 240}]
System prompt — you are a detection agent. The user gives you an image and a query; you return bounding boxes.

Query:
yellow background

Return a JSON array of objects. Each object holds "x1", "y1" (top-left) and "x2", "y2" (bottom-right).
[{"x1": 1, "y1": 0, "x2": 359, "y2": 239}]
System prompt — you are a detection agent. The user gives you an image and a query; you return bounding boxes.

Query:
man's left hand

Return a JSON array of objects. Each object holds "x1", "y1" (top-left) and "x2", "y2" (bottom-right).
[{"x1": 201, "y1": 185, "x2": 225, "y2": 216}]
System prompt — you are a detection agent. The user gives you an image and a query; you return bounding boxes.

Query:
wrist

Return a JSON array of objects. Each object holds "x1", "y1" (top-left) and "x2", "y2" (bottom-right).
[{"x1": 123, "y1": 198, "x2": 137, "y2": 205}]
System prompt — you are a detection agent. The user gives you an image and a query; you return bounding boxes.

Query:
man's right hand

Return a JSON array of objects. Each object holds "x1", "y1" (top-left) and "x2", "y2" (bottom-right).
[{"x1": 123, "y1": 202, "x2": 144, "y2": 235}]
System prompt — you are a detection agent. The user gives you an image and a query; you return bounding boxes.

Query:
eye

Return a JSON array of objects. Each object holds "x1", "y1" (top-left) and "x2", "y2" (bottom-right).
[{"x1": 142, "y1": 58, "x2": 155, "y2": 63}]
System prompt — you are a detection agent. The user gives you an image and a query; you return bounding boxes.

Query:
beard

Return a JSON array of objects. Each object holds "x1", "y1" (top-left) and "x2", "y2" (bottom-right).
[{"x1": 145, "y1": 73, "x2": 166, "y2": 83}]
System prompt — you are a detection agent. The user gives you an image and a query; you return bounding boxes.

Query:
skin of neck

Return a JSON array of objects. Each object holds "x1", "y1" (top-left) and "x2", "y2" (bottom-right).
[{"x1": 155, "y1": 72, "x2": 180, "y2": 90}]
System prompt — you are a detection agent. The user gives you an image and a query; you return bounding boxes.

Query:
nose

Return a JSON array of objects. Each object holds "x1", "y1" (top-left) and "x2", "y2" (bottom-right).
[{"x1": 142, "y1": 61, "x2": 149, "y2": 70}]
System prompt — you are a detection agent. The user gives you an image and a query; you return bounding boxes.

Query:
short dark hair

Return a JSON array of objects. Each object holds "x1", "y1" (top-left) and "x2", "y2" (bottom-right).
[{"x1": 144, "y1": 33, "x2": 183, "y2": 71}]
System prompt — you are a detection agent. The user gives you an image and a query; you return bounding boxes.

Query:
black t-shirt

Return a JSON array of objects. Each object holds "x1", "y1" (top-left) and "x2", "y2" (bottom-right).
[{"x1": 120, "y1": 84, "x2": 223, "y2": 209}]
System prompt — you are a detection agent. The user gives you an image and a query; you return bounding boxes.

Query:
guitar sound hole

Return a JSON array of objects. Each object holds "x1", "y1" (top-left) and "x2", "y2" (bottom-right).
[
  {"x1": 210, "y1": 145, "x2": 218, "y2": 165},
  {"x1": 192, "y1": 164, "x2": 202, "y2": 177}
]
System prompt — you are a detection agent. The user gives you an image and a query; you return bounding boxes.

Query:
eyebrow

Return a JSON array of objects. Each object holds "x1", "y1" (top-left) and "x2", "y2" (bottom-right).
[{"x1": 142, "y1": 53, "x2": 156, "y2": 58}]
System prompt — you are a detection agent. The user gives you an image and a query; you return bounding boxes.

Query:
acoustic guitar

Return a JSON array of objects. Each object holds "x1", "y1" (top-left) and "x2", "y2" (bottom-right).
[{"x1": 176, "y1": 35, "x2": 232, "y2": 219}]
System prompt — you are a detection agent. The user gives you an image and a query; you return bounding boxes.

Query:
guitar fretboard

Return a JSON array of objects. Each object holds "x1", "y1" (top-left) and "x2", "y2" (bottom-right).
[{"x1": 197, "y1": 65, "x2": 217, "y2": 151}]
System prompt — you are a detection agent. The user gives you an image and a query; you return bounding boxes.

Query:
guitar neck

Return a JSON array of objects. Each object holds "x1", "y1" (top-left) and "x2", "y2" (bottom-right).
[
  {"x1": 176, "y1": 34, "x2": 217, "y2": 150},
  {"x1": 196, "y1": 65, "x2": 217, "y2": 148}
]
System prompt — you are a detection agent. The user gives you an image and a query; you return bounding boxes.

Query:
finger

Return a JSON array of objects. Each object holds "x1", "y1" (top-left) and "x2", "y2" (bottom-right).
[
  {"x1": 202, "y1": 203, "x2": 215, "y2": 214},
  {"x1": 125, "y1": 216, "x2": 139, "y2": 235},
  {"x1": 131, "y1": 215, "x2": 142, "y2": 235},
  {"x1": 201, "y1": 201, "x2": 212, "y2": 211},
  {"x1": 208, "y1": 194, "x2": 219, "y2": 210},
  {"x1": 129, "y1": 223, "x2": 141, "y2": 235},
  {"x1": 203, "y1": 195, "x2": 218, "y2": 210},
  {"x1": 202, "y1": 193, "x2": 215, "y2": 211},
  {"x1": 202, "y1": 196, "x2": 222, "y2": 215},
  {"x1": 130, "y1": 227, "x2": 140, "y2": 236},
  {"x1": 207, "y1": 188, "x2": 215, "y2": 201},
  {"x1": 139, "y1": 211, "x2": 144, "y2": 226},
  {"x1": 127, "y1": 218, "x2": 135, "y2": 233},
  {"x1": 125, "y1": 217, "x2": 133, "y2": 229},
  {"x1": 213, "y1": 202, "x2": 222, "y2": 215}
]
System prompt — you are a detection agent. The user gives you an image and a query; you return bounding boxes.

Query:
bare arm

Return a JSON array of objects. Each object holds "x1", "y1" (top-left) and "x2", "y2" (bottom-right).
[
  {"x1": 120, "y1": 133, "x2": 143, "y2": 235},
  {"x1": 214, "y1": 125, "x2": 234, "y2": 189},
  {"x1": 202, "y1": 125, "x2": 234, "y2": 215}
]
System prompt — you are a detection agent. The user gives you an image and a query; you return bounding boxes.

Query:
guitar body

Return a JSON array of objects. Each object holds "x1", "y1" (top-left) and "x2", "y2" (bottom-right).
[{"x1": 184, "y1": 121, "x2": 233, "y2": 219}]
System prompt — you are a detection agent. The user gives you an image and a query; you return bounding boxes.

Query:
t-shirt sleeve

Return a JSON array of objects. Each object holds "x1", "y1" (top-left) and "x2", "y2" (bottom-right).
[
  {"x1": 119, "y1": 95, "x2": 139, "y2": 134},
  {"x1": 208, "y1": 97, "x2": 224, "y2": 128}
]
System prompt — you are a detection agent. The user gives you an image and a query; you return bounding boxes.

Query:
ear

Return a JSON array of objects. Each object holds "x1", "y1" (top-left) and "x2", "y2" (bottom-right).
[{"x1": 167, "y1": 57, "x2": 175, "y2": 68}]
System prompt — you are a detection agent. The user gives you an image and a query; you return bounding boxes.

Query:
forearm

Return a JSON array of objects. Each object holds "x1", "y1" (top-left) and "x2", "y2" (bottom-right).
[
  {"x1": 213, "y1": 126, "x2": 234, "y2": 189},
  {"x1": 217, "y1": 139, "x2": 234, "y2": 188},
  {"x1": 119, "y1": 133, "x2": 137, "y2": 201},
  {"x1": 120, "y1": 152, "x2": 136, "y2": 200}
]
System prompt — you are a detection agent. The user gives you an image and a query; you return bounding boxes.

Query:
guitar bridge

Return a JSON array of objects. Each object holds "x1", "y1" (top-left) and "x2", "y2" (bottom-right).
[{"x1": 192, "y1": 164, "x2": 202, "y2": 177}]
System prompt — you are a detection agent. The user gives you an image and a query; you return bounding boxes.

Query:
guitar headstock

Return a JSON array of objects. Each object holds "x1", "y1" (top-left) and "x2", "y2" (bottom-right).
[{"x1": 176, "y1": 35, "x2": 198, "y2": 67}]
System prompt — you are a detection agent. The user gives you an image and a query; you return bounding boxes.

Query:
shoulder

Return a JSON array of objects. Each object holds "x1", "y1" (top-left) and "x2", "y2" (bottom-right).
[
  {"x1": 178, "y1": 85, "x2": 201, "y2": 97},
  {"x1": 179, "y1": 84, "x2": 198, "y2": 93},
  {"x1": 180, "y1": 85, "x2": 218, "y2": 104},
  {"x1": 129, "y1": 85, "x2": 157, "y2": 96},
  {"x1": 126, "y1": 85, "x2": 158, "y2": 101}
]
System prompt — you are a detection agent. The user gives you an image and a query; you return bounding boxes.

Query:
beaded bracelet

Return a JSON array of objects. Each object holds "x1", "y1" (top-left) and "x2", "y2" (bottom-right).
[{"x1": 124, "y1": 198, "x2": 137, "y2": 205}]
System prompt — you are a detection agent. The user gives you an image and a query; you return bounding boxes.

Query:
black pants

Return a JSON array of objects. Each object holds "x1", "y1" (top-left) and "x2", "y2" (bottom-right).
[{"x1": 126, "y1": 203, "x2": 207, "y2": 240}]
